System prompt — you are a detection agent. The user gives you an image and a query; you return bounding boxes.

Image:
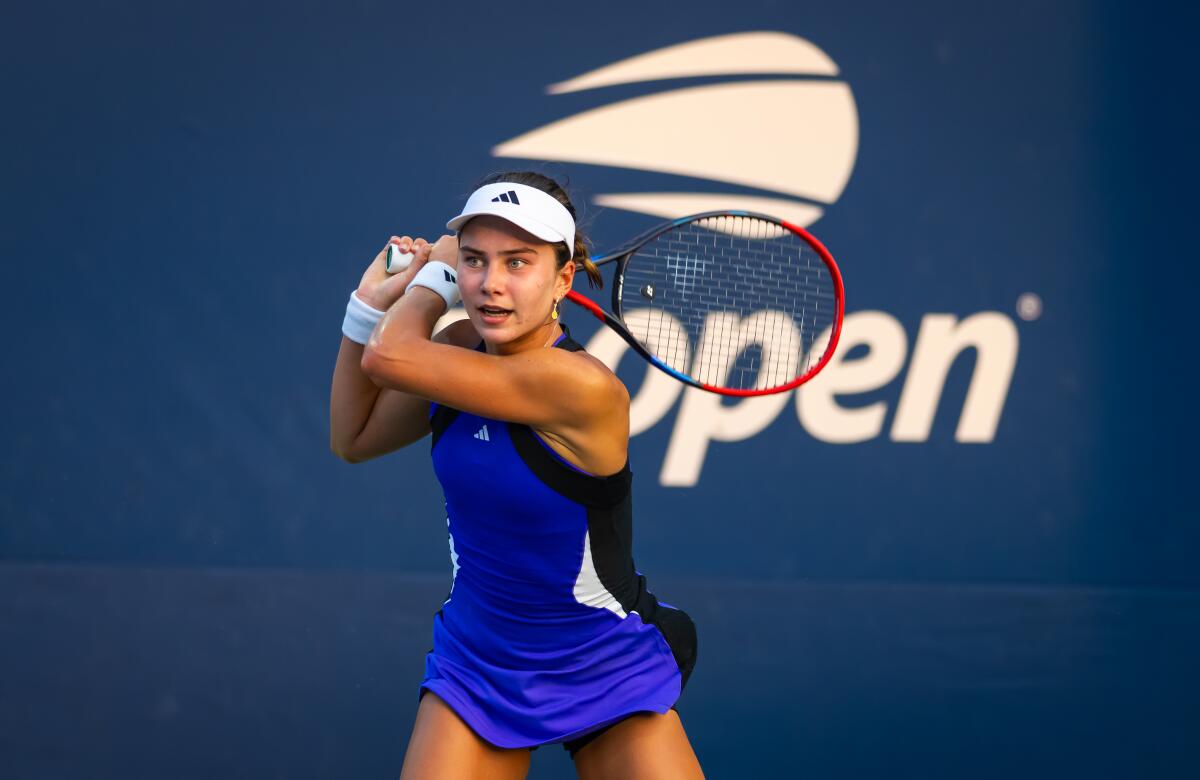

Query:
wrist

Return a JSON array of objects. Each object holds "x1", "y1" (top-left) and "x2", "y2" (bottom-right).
[
  {"x1": 405, "y1": 261, "x2": 461, "y2": 310},
  {"x1": 404, "y1": 284, "x2": 450, "y2": 315},
  {"x1": 342, "y1": 290, "x2": 386, "y2": 344},
  {"x1": 354, "y1": 287, "x2": 394, "y2": 312}
]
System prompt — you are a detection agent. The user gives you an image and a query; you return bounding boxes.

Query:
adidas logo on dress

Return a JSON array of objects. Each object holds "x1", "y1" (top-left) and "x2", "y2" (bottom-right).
[
  {"x1": 474, "y1": 425, "x2": 490, "y2": 442},
  {"x1": 490, "y1": 191, "x2": 521, "y2": 205}
]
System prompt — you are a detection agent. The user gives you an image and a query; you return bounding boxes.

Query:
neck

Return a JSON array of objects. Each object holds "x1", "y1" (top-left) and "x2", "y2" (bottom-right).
[{"x1": 486, "y1": 320, "x2": 561, "y2": 356}]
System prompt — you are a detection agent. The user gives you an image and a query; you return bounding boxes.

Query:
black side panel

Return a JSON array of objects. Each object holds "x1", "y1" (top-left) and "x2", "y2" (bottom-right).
[
  {"x1": 585, "y1": 500, "x2": 642, "y2": 614},
  {"x1": 509, "y1": 425, "x2": 631, "y2": 508},
  {"x1": 652, "y1": 605, "x2": 698, "y2": 690},
  {"x1": 430, "y1": 405, "x2": 461, "y2": 452},
  {"x1": 585, "y1": 498, "x2": 699, "y2": 692}
]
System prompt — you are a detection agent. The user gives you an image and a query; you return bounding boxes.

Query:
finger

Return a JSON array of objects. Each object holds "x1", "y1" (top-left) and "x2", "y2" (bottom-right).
[
  {"x1": 385, "y1": 245, "x2": 416, "y2": 274},
  {"x1": 389, "y1": 235, "x2": 414, "y2": 253},
  {"x1": 409, "y1": 238, "x2": 430, "y2": 263}
]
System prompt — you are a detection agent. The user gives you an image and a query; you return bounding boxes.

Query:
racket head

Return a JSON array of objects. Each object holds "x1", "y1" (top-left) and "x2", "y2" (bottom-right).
[{"x1": 605, "y1": 211, "x2": 844, "y2": 396}]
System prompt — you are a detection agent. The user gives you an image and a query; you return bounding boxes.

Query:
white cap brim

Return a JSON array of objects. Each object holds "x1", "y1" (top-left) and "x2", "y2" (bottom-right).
[{"x1": 446, "y1": 182, "x2": 576, "y2": 259}]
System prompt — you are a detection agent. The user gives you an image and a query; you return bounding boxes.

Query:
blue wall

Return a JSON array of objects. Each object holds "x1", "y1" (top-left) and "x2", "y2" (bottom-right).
[{"x1": 3, "y1": 1, "x2": 1197, "y2": 777}]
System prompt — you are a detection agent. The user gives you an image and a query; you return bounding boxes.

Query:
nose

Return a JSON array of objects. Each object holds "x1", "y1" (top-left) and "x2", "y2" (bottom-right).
[{"x1": 479, "y1": 261, "x2": 507, "y2": 296}]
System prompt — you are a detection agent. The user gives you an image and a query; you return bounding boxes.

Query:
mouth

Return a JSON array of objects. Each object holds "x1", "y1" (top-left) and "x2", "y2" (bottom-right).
[{"x1": 477, "y1": 305, "x2": 513, "y2": 324}]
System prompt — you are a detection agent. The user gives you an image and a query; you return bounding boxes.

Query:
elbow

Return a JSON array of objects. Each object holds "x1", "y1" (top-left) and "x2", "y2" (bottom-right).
[
  {"x1": 330, "y1": 417, "x2": 373, "y2": 464},
  {"x1": 329, "y1": 438, "x2": 365, "y2": 464}
]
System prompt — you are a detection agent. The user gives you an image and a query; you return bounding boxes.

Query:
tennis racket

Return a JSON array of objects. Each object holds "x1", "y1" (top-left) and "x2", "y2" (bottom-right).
[
  {"x1": 565, "y1": 211, "x2": 844, "y2": 397},
  {"x1": 386, "y1": 211, "x2": 844, "y2": 396}
]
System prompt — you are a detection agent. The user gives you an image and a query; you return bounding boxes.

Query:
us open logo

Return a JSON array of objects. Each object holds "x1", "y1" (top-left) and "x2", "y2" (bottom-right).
[
  {"x1": 493, "y1": 31, "x2": 857, "y2": 229},
  {"x1": 489, "y1": 32, "x2": 1021, "y2": 488}
]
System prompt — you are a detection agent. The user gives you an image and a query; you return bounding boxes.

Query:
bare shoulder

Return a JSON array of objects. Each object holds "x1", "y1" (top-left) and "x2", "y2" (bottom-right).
[
  {"x1": 561, "y1": 348, "x2": 630, "y2": 409},
  {"x1": 541, "y1": 349, "x2": 629, "y2": 472}
]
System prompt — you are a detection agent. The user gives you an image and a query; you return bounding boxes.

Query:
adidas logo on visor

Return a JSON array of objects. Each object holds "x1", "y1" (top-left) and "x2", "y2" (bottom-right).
[{"x1": 490, "y1": 190, "x2": 521, "y2": 205}]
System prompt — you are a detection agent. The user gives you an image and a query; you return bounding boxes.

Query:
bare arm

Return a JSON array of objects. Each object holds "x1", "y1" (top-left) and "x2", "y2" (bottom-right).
[
  {"x1": 329, "y1": 235, "x2": 445, "y2": 464},
  {"x1": 329, "y1": 336, "x2": 429, "y2": 463},
  {"x1": 330, "y1": 320, "x2": 477, "y2": 463},
  {"x1": 362, "y1": 287, "x2": 625, "y2": 440},
  {"x1": 330, "y1": 336, "x2": 379, "y2": 461}
]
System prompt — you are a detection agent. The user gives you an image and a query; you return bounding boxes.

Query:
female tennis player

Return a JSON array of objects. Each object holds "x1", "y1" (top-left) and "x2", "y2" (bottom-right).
[{"x1": 330, "y1": 171, "x2": 702, "y2": 779}]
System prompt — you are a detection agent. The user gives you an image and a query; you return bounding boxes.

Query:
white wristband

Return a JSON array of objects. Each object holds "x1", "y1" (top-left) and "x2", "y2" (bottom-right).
[
  {"x1": 405, "y1": 261, "x2": 461, "y2": 309},
  {"x1": 342, "y1": 290, "x2": 386, "y2": 345}
]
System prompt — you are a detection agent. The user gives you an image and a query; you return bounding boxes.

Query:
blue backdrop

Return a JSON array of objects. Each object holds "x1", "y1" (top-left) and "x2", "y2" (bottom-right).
[{"x1": 3, "y1": 1, "x2": 1197, "y2": 778}]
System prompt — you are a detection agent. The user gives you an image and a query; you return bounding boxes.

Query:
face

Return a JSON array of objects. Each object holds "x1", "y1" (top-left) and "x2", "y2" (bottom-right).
[{"x1": 457, "y1": 215, "x2": 573, "y2": 351}]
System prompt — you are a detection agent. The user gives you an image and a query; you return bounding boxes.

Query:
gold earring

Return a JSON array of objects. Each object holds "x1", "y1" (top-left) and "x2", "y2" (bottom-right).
[{"x1": 551, "y1": 299, "x2": 559, "y2": 320}]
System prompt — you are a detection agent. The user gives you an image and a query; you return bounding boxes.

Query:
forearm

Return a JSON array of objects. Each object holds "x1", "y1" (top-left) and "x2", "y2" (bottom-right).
[
  {"x1": 361, "y1": 287, "x2": 447, "y2": 391},
  {"x1": 329, "y1": 336, "x2": 382, "y2": 458}
]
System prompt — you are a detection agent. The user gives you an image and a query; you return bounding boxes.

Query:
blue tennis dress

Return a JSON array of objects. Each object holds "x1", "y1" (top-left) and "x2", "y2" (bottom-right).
[{"x1": 418, "y1": 332, "x2": 697, "y2": 749}]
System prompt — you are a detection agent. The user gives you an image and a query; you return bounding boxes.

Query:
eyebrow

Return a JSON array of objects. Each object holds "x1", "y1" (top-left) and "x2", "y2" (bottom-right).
[{"x1": 458, "y1": 244, "x2": 538, "y2": 256}]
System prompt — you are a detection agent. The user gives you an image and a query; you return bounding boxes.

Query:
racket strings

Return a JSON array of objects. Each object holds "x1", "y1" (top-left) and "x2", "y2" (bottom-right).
[{"x1": 619, "y1": 215, "x2": 837, "y2": 391}]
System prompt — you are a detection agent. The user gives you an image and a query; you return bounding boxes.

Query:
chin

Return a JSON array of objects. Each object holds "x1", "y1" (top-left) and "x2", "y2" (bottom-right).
[{"x1": 468, "y1": 313, "x2": 525, "y2": 345}]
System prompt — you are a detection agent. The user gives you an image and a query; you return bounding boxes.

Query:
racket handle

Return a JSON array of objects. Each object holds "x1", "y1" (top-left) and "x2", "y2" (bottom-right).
[{"x1": 386, "y1": 244, "x2": 414, "y2": 273}]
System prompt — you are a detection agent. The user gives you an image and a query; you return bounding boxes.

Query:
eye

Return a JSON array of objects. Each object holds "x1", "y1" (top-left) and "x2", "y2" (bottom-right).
[
  {"x1": 463, "y1": 255, "x2": 484, "y2": 268},
  {"x1": 508, "y1": 257, "x2": 527, "y2": 269}
]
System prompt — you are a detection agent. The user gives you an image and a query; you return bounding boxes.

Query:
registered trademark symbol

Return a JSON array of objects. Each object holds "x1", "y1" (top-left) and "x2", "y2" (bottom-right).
[{"x1": 1016, "y1": 292, "x2": 1042, "y2": 321}]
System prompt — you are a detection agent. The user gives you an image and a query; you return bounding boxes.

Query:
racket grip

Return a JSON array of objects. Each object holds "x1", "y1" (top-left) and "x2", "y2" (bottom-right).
[{"x1": 386, "y1": 245, "x2": 414, "y2": 273}]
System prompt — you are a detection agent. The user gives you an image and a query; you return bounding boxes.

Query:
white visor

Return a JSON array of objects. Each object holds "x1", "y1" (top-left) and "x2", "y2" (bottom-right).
[{"x1": 446, "y1": 182, "x2": 576, "y2": 259}]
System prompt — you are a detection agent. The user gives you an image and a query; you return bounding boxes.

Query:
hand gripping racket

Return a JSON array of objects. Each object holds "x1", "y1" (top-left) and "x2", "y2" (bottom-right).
[
  {"x1": 568, "y1": 211, "x2": 844, "y2": 396},
  {"x1": 386, "y1": 244, "x2": 415, "y2": 273}
]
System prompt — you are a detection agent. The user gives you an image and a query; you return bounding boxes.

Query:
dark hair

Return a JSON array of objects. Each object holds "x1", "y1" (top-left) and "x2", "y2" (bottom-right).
[{"x1": 471, "y1": 170, "x2": 603, "y2": 289}]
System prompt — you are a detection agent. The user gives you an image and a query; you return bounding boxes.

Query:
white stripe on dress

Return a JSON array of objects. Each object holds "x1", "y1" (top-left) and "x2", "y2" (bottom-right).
[
  {"x1": 572, "y1": 530, "x2": 626, "y2": 618},
  {"x1": 445, "y1": 516, "x2": 459, "y2": 604}
]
